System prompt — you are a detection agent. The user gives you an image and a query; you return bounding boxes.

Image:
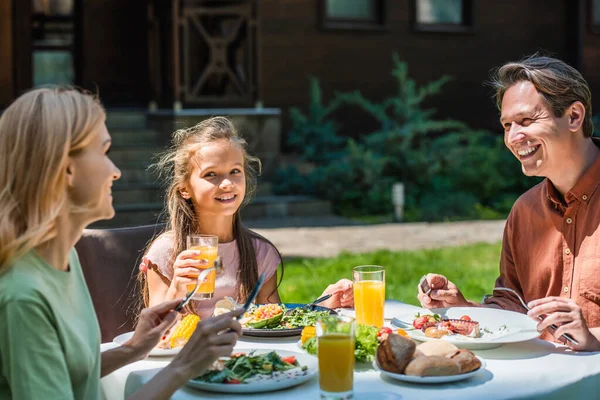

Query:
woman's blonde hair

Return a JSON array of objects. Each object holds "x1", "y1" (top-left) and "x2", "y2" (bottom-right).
[
  {"x1": 0, "y1": 87, "x2": 105, "y2": 273},
  {"x1": 138, "y1": 116, "x2": 283, "y2": 310}
]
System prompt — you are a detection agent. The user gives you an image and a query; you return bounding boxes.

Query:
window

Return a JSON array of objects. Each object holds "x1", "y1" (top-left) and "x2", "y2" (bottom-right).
[
  {"x1": 413, "y1": 0, "x2": 474, "y2": 33},
  {"x1": 320, "y1": 0, "x2": 386, "y2": 31},
  {"x1": 592, "y1": 0, "x2": 600, "y2": 33}
]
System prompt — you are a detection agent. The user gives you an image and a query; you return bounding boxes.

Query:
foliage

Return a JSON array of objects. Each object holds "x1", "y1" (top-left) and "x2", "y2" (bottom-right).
[
  {"x1": 279, "y1": 242, "x2": 502, "y2": 306},
  {"x1": 275, "y1": 53, "x2": 539, "y2": 221}
]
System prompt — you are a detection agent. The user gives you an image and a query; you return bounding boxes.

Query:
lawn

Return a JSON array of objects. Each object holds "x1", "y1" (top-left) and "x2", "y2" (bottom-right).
[{"x1": 278, "y1": 242, "x2": 502, "y2": 307}]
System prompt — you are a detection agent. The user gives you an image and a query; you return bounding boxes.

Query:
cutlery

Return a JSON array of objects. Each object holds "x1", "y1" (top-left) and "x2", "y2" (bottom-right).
[
  {"x1": 237, "y1": 272, "x2": 267, "y2": 320},
  {"x1": 391, "y1": 317, "x2": 415, "y2": 330},
  {"x1": 284, "y1": 294, "x2": 333, "y2": 316},
  {"x1": 174, "y1": 267, "x2": 215, "y2": 312},
  {"x1": 494, "y1": 287, "x2": 579, "y2": 346}
]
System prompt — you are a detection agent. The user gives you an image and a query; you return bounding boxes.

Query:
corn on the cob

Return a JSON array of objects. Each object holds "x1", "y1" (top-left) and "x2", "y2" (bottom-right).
[
  {"x1": 170, "y1": 314, "x2": 200, "y2": 348},
  {"x1": 301, "y1": 326, "x2": 316, "y2": 345}
]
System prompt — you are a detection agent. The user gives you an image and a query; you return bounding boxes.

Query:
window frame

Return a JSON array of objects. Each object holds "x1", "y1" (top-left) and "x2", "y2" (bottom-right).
[
  {"x1": 590, "y1": 0, "x2": 600, "y2": 34},
  {"x1": 411, "y1": 0, "x2": 475, "y2": 34},
  {"x1": 318, "y1": 0, "x2": 387, "y2": 32}
]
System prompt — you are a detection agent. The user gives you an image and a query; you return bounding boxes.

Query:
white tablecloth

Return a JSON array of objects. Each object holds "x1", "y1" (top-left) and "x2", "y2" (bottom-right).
[{"x1": 101, "y1": 301, "x2": 600, "y2": 400}]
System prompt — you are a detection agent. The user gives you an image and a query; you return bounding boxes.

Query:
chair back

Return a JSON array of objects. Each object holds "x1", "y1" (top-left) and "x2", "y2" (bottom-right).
[{"x1": 75, "y1": 224, "x2": 165, "y2": 342}]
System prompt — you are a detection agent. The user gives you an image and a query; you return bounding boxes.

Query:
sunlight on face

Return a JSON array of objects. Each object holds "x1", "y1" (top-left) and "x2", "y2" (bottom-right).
[{"x1": 184, "y1": 140, "x2": 246, "y2": 218}]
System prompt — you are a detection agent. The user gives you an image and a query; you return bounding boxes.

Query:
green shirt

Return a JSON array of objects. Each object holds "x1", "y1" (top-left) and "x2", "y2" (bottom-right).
[{"x1": 0, "y1": 249, "x2": 101, "y2": 400}]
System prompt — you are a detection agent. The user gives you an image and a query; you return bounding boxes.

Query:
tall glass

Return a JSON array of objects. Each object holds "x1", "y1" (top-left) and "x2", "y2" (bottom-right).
[
  {"x1": 353, "y1": 265, "x2": 385, "y2": 327},
  {"x1": 316, "y1": 315, "x2": 355, "y2": 400},
  {"x1": 186, "y1": 234, "x2": 218, "y2": 300}
]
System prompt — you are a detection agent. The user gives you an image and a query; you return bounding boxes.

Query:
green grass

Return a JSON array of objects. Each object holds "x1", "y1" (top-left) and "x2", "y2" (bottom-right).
[{"x1": 278, "y1": 242, "x2": 502, "y2": 307}]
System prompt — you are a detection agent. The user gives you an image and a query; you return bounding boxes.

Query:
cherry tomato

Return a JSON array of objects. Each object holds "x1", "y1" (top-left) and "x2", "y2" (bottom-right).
[
  {"x1": 413, "y1": 316, "x2": 429, "y2": 330},
  {"x1": 377, "y1": 327, "x2": 393, "y2": 337},
  {"x1": 460, "y1": 315, "x2": 472, "y2": 321},
  {"x1": 281, "y1": 356, "x2": 296, "y2": 364},
  {"x1": 226, "y1": 378, "x2": 241, "y2": 384},
  {"x1": 231, "y1": 352, "x2": 246, "y2": 358}
]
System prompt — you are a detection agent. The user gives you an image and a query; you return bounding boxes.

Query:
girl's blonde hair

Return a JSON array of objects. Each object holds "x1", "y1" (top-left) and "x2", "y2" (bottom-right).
[
  {"x1": 0, "y1": 87, "x2": 105, "y2": 273},
  {"x1": 139, "y1": 116, "x2": 283, "y2": 309}
]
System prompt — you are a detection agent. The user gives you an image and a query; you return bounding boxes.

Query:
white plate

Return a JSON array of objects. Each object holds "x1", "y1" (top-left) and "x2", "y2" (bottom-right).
[
  {"x1": 113, "y1": 332, "x2": 181, "y2": 357},
  {"x1": 373, "y1": 357, "x2": 486, "y2": 384},
  {"x1": 394, "y1": 307, "x2": 539, "y2": 350},
  {"x1": 186, "y1": 349, "x2": 318, "y2": 393}
]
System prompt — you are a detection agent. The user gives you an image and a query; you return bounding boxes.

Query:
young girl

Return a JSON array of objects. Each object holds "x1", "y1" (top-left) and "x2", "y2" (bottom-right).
[{"x1": 139, "y1": 117, "x2": 353, "y2": 319}]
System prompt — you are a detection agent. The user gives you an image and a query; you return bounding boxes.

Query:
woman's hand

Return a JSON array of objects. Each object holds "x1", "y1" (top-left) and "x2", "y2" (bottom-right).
[
  {"x1": 170, "y1": 309, "x2": 244, "y2": 380},
  {"x1": 527, "y1": 296, "x2": 600, "y2": 351},
  {"x1": 417, "y1": 273, "x2": 471, "y2": 309},
  {"x1": 169, "y1": 249, "x2": 209, "y2": 295},
  {"x1": 124, "y1": 299, "x2": 182, "y2": 360},
  {"x1": 320, "y1": 279, "x2": 354, "y2": 308}
]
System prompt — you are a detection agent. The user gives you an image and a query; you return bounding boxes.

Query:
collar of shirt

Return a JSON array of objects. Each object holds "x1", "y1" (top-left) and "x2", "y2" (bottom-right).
[{"x1": 545, "y1": 137, "x2": 600, "y2": 210}]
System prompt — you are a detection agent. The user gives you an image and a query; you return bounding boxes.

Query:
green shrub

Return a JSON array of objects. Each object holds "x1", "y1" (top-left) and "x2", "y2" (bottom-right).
[{"x1": 275, "y1": 54, "x2": 539, "y2": 221}]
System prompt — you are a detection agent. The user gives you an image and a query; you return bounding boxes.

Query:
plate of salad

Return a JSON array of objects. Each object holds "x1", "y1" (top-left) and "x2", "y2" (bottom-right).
[
  {"x1": 299, "y1": 324, "x2": 383, "y2": 364},
  {"x1": 241, "y1": 303, "x2": 337, "y2": 337},
  {"x1": 186, "y1": 349, "x2": 317, "y2": 393}
]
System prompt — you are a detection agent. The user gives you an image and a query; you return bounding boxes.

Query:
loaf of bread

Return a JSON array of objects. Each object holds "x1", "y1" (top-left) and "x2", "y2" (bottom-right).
[
  {"x1": 450, "y1": 349, "x2": 482, "y2": 373},
  {"x1": 376, "y1": 333, "x2": 416, "y2": 374},
  {"x1": 416, "y1": 339, "x2": 459, "y2": 357},
  {"x1": 404, "y1": 355, "x2": 461, "y2": 376}
]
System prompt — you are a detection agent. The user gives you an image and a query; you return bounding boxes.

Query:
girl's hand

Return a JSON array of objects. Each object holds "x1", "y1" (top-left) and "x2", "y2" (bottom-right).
[
  {"x1": 170, "y1": 249, "x2": 209, "y2": 295},
  {"x1": 171, "y1": 309, "x2": 244, "y2": 380},
  {"x1": 125, "y1": 299, "x2": 182, "y2": 359},
  {"x1": 320, "y1": 279, "x2": 354, "y2": 308},
  {"x1": 417, "y1": 273, "x2": 470, "y2": 309}
]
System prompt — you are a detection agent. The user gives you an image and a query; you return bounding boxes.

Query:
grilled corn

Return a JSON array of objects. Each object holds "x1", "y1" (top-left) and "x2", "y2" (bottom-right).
[
  {"x1": 301, "y1": 326, "x2": 316, "y2": 345},
  {"x1": 170, "y1": 314, "x2": 200, "y2": 348}
]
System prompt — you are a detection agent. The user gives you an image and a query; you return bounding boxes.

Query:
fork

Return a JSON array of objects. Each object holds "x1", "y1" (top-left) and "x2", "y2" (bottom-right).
[
  {"x1": 493, "y1": 287, "x2": 579, "y2": 346},
  {"x1": 174, "y1": 267, "x2": 215, "y2": 312}
]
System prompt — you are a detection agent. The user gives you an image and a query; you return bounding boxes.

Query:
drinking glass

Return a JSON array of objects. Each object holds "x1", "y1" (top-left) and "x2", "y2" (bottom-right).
[
  {"x1": 186, "y1": 234, "x2": 218, "y2": 300},
  {"x1": 353, "y1": 265, "x2": 385, "y2": 327},
  {"x1": 316, "y1": 315, "x2": 355, "y2": 400}
]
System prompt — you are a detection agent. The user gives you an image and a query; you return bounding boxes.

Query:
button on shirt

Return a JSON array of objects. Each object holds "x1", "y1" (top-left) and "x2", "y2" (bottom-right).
[{"x1": 485, "y1": 140, "x2": 600, "y2": 341}]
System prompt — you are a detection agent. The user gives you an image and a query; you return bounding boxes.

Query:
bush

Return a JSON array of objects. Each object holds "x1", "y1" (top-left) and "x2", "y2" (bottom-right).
[{"x1": 275, "y1": 54, "x2": 538, "y2": 221}]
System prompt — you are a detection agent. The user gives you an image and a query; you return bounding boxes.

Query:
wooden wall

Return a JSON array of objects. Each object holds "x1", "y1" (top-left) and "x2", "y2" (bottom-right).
[
  {"x1": 80, "y1": 0, "x2": 149, "y2": 106},
  {"x1": 0, "y1": 0, "x2": 13, "y2": 107},
  {"x1": 260, "y1": 0, "x2": 571, "y2": 141}
]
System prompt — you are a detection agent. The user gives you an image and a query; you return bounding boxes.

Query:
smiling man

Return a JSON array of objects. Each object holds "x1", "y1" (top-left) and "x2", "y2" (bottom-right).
[{"x1": 417, "y1": 55, "x2": 600, "y2": 351}]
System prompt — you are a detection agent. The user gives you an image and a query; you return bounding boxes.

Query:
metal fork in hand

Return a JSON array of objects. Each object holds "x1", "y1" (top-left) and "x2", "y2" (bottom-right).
[
  {"x1": 175, "y1": 267, "x2": 214, "y2": 312},
  {"x1": 493, "y1": 287, "x2": 579, "y2": 346}
]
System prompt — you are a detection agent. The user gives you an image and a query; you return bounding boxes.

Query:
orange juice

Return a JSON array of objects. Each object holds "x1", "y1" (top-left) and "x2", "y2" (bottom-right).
[
  {"x1": 186, "y1": 245, "x2": 218, "y2": 295},
  {"x1": 354, "y1": 280, "x2": 385, "y2": 327},
  {"x1": 318, "y1": 334, "x2": 354, "y2": 393}
]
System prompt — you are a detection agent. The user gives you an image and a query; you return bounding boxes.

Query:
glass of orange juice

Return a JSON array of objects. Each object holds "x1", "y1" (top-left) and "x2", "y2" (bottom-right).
[
  {"x1": 186, "y1": 234, "x2": 218, "y2": 300},
  {"x1": 353, "y1": 265, "x2": 385, "y2": 327},
  {"x1": 316, "y1": 315, "x2": 355, "y2": 400}
]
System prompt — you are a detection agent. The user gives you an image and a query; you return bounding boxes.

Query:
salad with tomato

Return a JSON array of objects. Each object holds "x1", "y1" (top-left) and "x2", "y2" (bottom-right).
[{"x1": 194, "y1": 351, "x2": 307, "y2": 384}]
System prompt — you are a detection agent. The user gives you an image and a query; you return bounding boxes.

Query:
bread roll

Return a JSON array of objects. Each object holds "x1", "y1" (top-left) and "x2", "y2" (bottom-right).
[
  {"x1": 416, "y1": 339, "x2": 459, "y2": 357},
  {"x1": 450, "y1": 349, "x2": 482, "y2": 373},
  {"x1": 376, "y1": 333, "x2": 416, "y2": 374},
  {"x1": 404, "y1": 355, "x2": 461, "y2": 376}
]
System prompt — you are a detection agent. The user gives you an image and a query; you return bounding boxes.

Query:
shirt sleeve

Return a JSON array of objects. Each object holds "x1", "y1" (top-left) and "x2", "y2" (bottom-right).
[
  {"x1": 254, "y1": 238, "x2": 281, "y2": 283},
  {"x1": 145, "y1": 233, "x2": 175, "y2": 279},
  {"x1": 483, "y1": 211, "x2": 528, "y2": 313},
  {"x1": 0, "y1": 298, "x2": 75, "y2": 400}
]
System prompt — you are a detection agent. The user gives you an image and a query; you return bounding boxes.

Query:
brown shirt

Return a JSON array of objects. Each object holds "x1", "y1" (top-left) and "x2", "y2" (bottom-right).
[{"x1": 485, "y1": 141, "x2": 600, "y2": 339}]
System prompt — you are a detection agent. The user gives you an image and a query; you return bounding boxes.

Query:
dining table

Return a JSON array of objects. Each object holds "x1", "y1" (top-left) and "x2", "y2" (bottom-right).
[{"x1": 100, "y1": 300, "x2": 600, "y2": 400}]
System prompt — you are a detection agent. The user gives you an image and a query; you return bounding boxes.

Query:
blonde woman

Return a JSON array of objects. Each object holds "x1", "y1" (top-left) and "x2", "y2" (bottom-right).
[{"x1": 0, "y1": 87, "x2": 242, "y2": 399}]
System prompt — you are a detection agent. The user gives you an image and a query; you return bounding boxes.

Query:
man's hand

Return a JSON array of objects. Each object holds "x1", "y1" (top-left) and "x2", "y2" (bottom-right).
[
  {"x1": 319, "y1": 279, "x2": 354, "y2": 308},
  {"x1": 417, "y1": 273, "x2": 472, "y2": 309},
  {"x1": 527, "y1": 296, "x2": 600, "y2": 351},
  {"x1": 125, "y1": 299, "x2": 181, "y2": 360}
]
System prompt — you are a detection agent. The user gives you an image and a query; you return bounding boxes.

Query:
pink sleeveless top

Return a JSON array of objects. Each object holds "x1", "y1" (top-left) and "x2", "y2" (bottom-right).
[{"x1": 145, "y1": 232, "x2": 281, "y2": 319}]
